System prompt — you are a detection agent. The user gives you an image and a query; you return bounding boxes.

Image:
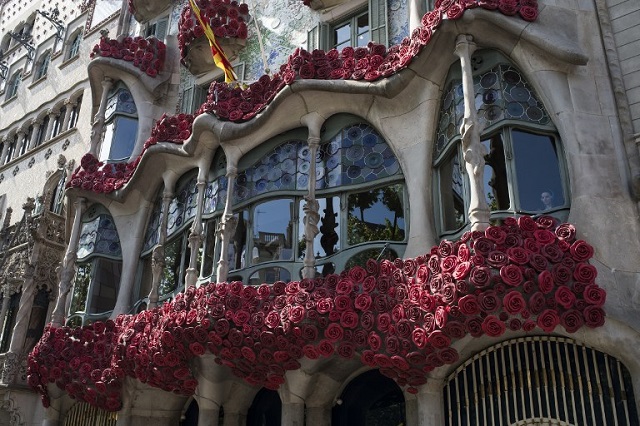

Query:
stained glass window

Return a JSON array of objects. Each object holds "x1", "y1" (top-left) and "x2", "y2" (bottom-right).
[{"x1": 77, "y1": 214, "x2": 122, "y2": 259}]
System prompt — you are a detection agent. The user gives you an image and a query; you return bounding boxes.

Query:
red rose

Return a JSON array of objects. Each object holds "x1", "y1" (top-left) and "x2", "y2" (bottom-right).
[
  {"x1": 570, "y1": 240, "x2": 594, "y2": 262},
  {"x1": 368, "y1": 331, "x2": 382, "y2": 351},
  {"x1": 499, "y1": 0, "x2": 518, "y2": 15},
  {"x1": 573, "y1": 263, "x2": 597, "y2": 283},
  {"x1": 519, "y1": 5, "x2": 538, "y2": 21},
  {"x1": 560, "y1": 309, "x2": 583, "y2": 333},
  {"x1": 422, "y1": 10, "x2": 443, "y2": 28},
  {"x1": 443, "y1": 321, "x2": 466, "y2": 339},
  {"x1": 528, "y1": 291, "x2": 546, "y2": 314},
  {"x1": 316, "y1": 298, "x2": 333, "y2": 314},
  {"x1": 289, "y1": 306, "x2": 306, "y2": 323},
  {"x1": 583, "y1": 284, "x2": 606, "y2": 307},
  {"x1": 340, "y1": 311, "x2": 359, "y2": 329},
  {"x1": 537, "y1": 270, "x2": 554, "y2": 294},
  {"x1": 377, "y1": 313, "x2": 392, "y2": 331},
  {"x1": 336, "y1": 278, "x2": 353, "y2": 295},
  {"x1": 385, "y1": 335, "x2": 400, "y2": 354},
  {"x1": 470, "y1": 266, "x2": 492, "y2": 289},
  {"x1": 482, "y1": 315, "x2": 506, "y2": 337},
  {"x1": 500, "y1": 264, "x2": 523, "y2": 287},
  {"x1": 463, "y1": 316, "x2": 483, "y2": 337},
  {"x1": 429, "y1": 330, "x2": 451, "y2": 348},
  {"x1": 435, "y1": 305, "x2": 448, "y2": 328},
  {"x1": 485, "y1": 226, "x2": 507, "y2": 245},
  {"x1": 458, "y1": 294, "x2": 480, "y2": 315},
  {"x1": 536, "y1": 309, "x2": 559, "y2": 332},
  {"x1": 554, "y1": 286, "x2": 576, "y2": 309},
  {"x1": 522, "y1": 320, "x2": 536, "y2": 331},
  {"x1": 503, "y1": 290, "x2": 526, "y2": 315},
  {"x1": 478, "y1": 290, "x2": 501, "y2": 313},
  {"x1": 355, "y1": 293, "x2": 372, "y2": 311},
  {"x1": 506, "y1": 247, "x2": 529, "y2": 265},
  {"x1": 507, "y1": 318, "x2": 522, "y2": 331},
  {"x1": 361, "y1": 311, "x2": 375, "y2": 330},
  {"x1": 446, "y1": 3, "x2": 464, "y2": 19},
  {"x1": 487, "y1": 251, "x2": 508, "y2": 268},
  {"x1": 473, "y1": 237, "x2": 495, "y2": 256},
  {"x1": 441, "y1": 283, "x2": 458, "y2": 304}
]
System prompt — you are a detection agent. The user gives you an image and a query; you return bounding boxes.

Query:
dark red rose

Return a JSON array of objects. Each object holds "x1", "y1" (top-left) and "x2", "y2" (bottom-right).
[
  {"x1": 570, "y1": 240, "x2": 594, "y2": 262},
  {"x1": 487, "y1": 251, "x2": 508, "y2": 268},
  {"x1": 441, "y1": 283, "x2": 457, "y2": 304},
  {"x1": 485, "y1": 226, "x2": 507, "y2": 245},
  {"x1": 340, "y1": 311, "x2": 359, "y2": 329},
  {"x1": 555, "y1": 223, "x2": 576, "y2": 242},
  {"x1": 317, "y1": 339, "x2": 334, "y2": 357},
  {"x1": 443, "y1": 321, "x2": 465, "y2": 339},
  {"x1": 529, "y1": 253, "x2": 548, "y2": 272},
  {"x1": 519, "y1": 5, "x2": 538, "y2": 21},
  {"x1": 473, "y1": 237, "x2": 495, "y2": 256},
  {"x1": 507, "y1": 318, "x2": 522, "y2": 331},
  {"x1": 368, "y1": 331, "x2": 382, "y2": 351},
  {"x1": 435, "y1": 305, "x2": 448, "y2": 328},
  {"x1": 500, "y1": 264, "x2": 523, "y2": 287},
  {"x1": 528, "y1": 291, "x2": 546, "y2": 315},
  {"x1": 583, "y1": 284, "x2": 606, "y2": 307},
  {"x1": 478, "y1": 290, "x2": 501, "y2": 313},
  {"x1": 506, "y1": 247, "x2": 529, "y2": 265},
  {"x1": 518, "y1": 215, "x2": 537, "y2": 232},
  {"x1": 553, "y1": 286, "x2": 575, "y2": 309},
  {"x1": 522, "y1": 320, "x2": 536, "y2": 332},
  {"x1": 355, "y1": 293, "x2": 372, "y2": 312},
  {"x1": 465, "y1": 316, "x2": 483, "y2": 337},
  {"x1": 385, "y1": 335, "x2": 400, "y2": 355},
  {"x1": 503, "y1": 290, "x2": 526, "y2": 314},
  {"x1": 361, "y1": 311, "x2": 375, "y2": 330},
  {"x1": 429, "y1": 330, "x2": 451, "y2": 348},
  {"x1": 377, "y1": 313, "x2": 392, "y2": 332},
  {"x1": 422, "y1": 10, "x2": 442, "y2": 28},
  {"x1": 458, "y1": 294, "x2": 480, "y2": 315},
  {"x1": 572, "y1": 263, "x2": 596, "y2": 283},
  {"x1": 498, "y1": 0, "x2": 518, "y2": 15},
  {"x1": 537, "y1": 270, "x2": 554, "y2": 294},
  {"x1": 470, "y1": 266, "x2": 492, "y2": 289},
  {"x1": 482, "y1": 315, "x2": 506, "y2": 337},
  {"x1": 537, "y1": 309, "x2": 560, "y2": 332},
  {"x1": 446, "y1": 3, "x2": 464, "y2": 19},
  {"x1": 560, "y1": 309, "x2": 584, "y2": 333}
]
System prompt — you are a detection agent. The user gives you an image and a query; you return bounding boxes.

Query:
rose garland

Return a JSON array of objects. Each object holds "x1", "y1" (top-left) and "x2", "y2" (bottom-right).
[
  {"x1": 71, "y1": 0, "x2": 538, "y2": 195},
  {"x1": 66, "y1": 114, "x2": 194, "y2": 193},
  {"x1": 28, "y1": 216, "x2": 605, "y2": 411},
  {"x1": 90, "y1": 35, "x2": 166, "y2": 78},
  {"x1": 178, "y1": 0, "x2": 250, "y2": 65}
]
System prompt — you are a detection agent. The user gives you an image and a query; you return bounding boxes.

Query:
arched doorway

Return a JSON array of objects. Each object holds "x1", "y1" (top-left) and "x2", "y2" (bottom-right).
[{"x1": 332, "y1": 369, "x2": 406, "y2": 426}]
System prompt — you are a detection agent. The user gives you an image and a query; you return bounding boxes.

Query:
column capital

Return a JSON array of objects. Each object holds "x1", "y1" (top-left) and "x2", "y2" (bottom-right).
[
  {"x1": 30, "y1": 117, "x2": 42, "y2": 126},
  {"x1": 101, "y1": 76, "x2": 114, "y2": 90},
  {"x1": 226, "y1": 165, "x2": 238, "y2": 177},
  {"x1": 453, "y1": 34, "x2": 476, "y2": 60},
  {"x1": 307, "y1": 136, "x2": 321, "y2": 149}
]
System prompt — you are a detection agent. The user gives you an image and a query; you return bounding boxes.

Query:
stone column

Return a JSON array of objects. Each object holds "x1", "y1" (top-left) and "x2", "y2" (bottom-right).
[
  {"x1": 221, "y1": 411, "x2": 245, "y2": 426},
  {"x1": 453, "y1": 34, "x2": 490, "y2": 232},
  {"x1": 28, "y1": 119, "x2": 42, "y2": 150},
  {"x1": 185, "y1": 172, "x2": 207, "y2": 288},
  {"x1": 50, "y1": 197, "x2": 86, "y2": 326},
  {"x1": 302, "y1": 137, "x2": 321, "y2": 279},
  {"x1": 416, "y1": 378, "x2": 445, "y2": 425},
  {"x1": 0, "y1": 136, "x2": 9, "y2": 164},
  {"x1": 0, "y1": 288, "x2": 11, "y2": 338},
  {"x1": 216, "y1": 166, "x2": 238, "y2": 284},
  {"x1": 61, "y1": 100, "x2": 74, "y2": 131},
  {"x1": 281, "y1": 397, "x2": 305, "y2": 426},
  {"x1": 306, "y1": 406, "x2": 331, "y2": 426},
  {"x1": 148, "y1": 191, "x2": 173, "y2": 308},
  {"x1": 44, "y1": 109, "x2": 57, "y2": 141},
  {"x1": 13, "y1": 130, "x2": 26, "y2": 159},
  {"x1": 89, "y1": 77, "x2": 114, "y2": 156}
]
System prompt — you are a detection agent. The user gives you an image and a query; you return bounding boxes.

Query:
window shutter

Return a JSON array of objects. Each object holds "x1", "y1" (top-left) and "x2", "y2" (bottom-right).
[
  {"x1": 180, "y1": 73, "x2": 195, "y2": 113},
  {"x1": 155, "y1": 17, "x2": 169, "y2": 41},
  {"x1": 234, "y1": 62, "x2": 245, "y2": 82},
  {"x1": 369, "y1": 0, "x2": 388, "y2": 46},
  {"x1": 194, "y1": 85, "x2": 207, "y2": 111},
  {"x1": 307, "y1": 23, "x2": 330, "y2": 51}
]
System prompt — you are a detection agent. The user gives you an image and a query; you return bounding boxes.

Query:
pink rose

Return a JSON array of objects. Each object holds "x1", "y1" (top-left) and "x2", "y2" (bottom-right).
[{"x1": 519, "y1": 5, "x2": 538, "y2": 21}]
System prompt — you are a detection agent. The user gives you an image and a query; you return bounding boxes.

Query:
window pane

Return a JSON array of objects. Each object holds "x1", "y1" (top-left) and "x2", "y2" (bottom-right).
[
  {"x1": 201, "y1": 220, "x2": 217, "y2": 278},
  {"x1": 511, "y1": 130, "x2": 564, "y2": 212},
  {"x1": 298, "y1": 196, "x2": 341, "y2": 260},
  {"x1": 252, "y1": 199, "x2": 294, "y2": 263},
  {"x1": 347, "y1": 184, "x2": 405, "y2": 245},
  {"x1": 334, "y1": 23, "x2": 351, "y2": 48},
  {"x1": 345, "y1": 247, "x2": 398, "y2": 270},
  {"x1": 482, "y1": 135, "x2": 510, "y2": 211},
  {"x1": 161, "y1": 237, "x2": 182, "y2": 295},
  {"x1": 249, "y1": 267, "x2": 291, "y2": 286},
  {"x1": 356, "y1": 13, "x2": 370, "y2": 47},
  {"x1": 109, "y1": 117, "x2": 138, "y2": 161},
  {"x1": 71, "y1": 263, "x2": 92, "y2": 313},
  {"x1": 90, "y1": 258, "x2": 122, "y2": 313},
  {"x1": 438, "y1": 150, "x2": 465, "y2": 231},
  {"x1": 229, "y1": 211, "x2": 248, "y2": 270}
]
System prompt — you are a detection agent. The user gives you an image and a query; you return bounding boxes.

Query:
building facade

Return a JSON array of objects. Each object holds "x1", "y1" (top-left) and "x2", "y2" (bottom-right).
[{"x1": 1, "y1": 0, "x2": 640, "y2": 424}]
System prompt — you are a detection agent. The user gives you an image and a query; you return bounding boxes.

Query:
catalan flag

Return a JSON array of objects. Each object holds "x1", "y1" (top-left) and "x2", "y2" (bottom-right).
[{"x1": 189, "y1": 0, "x2": 237, "y2": 83}]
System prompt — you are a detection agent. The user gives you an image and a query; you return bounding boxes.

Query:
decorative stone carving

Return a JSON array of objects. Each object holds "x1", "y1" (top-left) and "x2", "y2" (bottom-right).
[{"x1": 0, "y1": 394, "x2": 25, "y2": 425}]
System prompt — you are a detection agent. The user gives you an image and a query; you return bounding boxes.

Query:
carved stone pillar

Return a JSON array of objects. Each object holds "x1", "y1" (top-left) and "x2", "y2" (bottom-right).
[
  {"x1": 89, "y1": 77, "x2": 114, "y2": 156},
  {"x1": 8, "y1": 242, "x2": 37, "y2": 354},
  {"x1": 216, "y1": 166, "x2": 238, "y2": 283},
  {"x1": 416, "y1": 378, "x2": 445, "y2": 425},
  {"x1": 61, "y1": 100, "x2": 74, "y2": 132},
  {"x1": 0, "y1": 136, "x2": 9, "y2": 164},
  {"x1": 306, "y1": 406, "x2": 331, "y2": 426},
  {"x1": 148, "y1": 191, "x2": 173, "y2": 308},
  {"x1": 301, "y1": 137, "x2": 321, "y2": 279},
  {"x1": 28, "y1": 118, "x2": 42, "y2": 150},
  {"x1": 0, "y1": 288, "x2": 11, "y2": 339},
  {"x1": 454, "y1": 35, "x2": 490, "y2": 232},
  {"x1": 185, "y1": 176, "x2": 207, "y2": 288},
  {"x1": 45, "y1": 109, "x2": 59, "y2": 141},
  {"x1": 50, "y1": 197, "x2": 86, "y2": 326},
  {"x1": 13, "y1": 130, "x2": 26, "y2": 159}
]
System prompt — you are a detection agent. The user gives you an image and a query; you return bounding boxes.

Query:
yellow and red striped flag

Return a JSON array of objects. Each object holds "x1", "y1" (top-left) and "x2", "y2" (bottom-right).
[{"x1": 189, "y1": 0, "x2": 238, "y2": 83}]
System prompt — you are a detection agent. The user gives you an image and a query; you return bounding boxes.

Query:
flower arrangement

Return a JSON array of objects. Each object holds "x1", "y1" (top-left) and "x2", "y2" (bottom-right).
[
  {"x1": 178, "y1": 0, "x2": 250, "y2": 65},
  {"x1": 28, "y1": 216, "x2": 605, "y2": 411},
  {"x1": 66, "y1": 114, "x2": 194, "y2": 194},
  {"x1": 204, "y1": 0, "x2": 538, "y2": 123},
  {"x1": 90, "y1": 35, "x2": 167, "y2": 78}
]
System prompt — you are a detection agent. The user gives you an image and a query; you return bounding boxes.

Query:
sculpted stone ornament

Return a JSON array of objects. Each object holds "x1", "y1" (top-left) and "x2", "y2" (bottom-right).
[
  {"x1": 301, "y1": 196, "x2": 320, "y2": 279},
  {"x1": 148, "y1": 245, "x2": 165, "y2": 308},
  {"x1": 216, "y1": 214, "x2": 238, "y2": 283}
]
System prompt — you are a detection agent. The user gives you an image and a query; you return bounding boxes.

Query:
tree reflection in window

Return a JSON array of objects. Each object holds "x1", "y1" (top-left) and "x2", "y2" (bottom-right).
[
  {"x1": 347, "y1": 184, "x2": 405, "y2": 245},
  {"x1": 70, "y1": 263, "x2": 92, "y2": 313},
  {"x1": 298, "y1": 197, "x2": 340, "y2": 260},
  {"x1": 252, "y1": 199, "x2": 294, "y2": 264}
]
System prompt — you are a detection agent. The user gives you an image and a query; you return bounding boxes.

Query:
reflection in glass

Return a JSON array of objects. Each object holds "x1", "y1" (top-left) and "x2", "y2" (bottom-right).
[
  {"x1": 229, "y1": 211, "x2": 248, "y2": 270},
  {"x1": 162, "y1": 236, "x2": 185, "y2": 295},
  {"x1": 482, "y1": 135, "x2": 509, "y2": 211},
  {"x1": 439, "y1": 151, "x2": 465, "y2": 231},
  {"x1": 71, "y1": 263, "x2": 92, "y2": 313},
  {"x1": 252, "y1": 199, "x2": 294, "y2": 264},
  {"x1": 345, "y1": 248, "x2": 398, "y2": 270},
  {"x1": 512, "y1": 130, "x2": 564, "y2": 212},
  {"x1": 347, "y1": 184, "x2": 405, "y2": 245},
  {"x1": 249, "y1": 267, "x2": 292, "y2": 286},
  {"x1": 100, "y1": 116, "x2": 138, "y2": 162},
  {"x1": 201, "y1": 220, "x2": 217, "y2": 279},
  {"x1": 90, "y1": 258, "x2": 122, "y2": 313},
  {"x1": 298, "y1": 197, "x2": 340, "y2": 260}
]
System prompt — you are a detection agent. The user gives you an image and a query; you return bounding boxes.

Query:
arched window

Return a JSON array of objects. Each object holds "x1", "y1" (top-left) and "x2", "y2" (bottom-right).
[
  {"x1": 5, "y1": 71, "x2": 20, "y2": 100},
  {"x1": 229, "y1": 115, "x2": 406, "y2": 281},
  {"x1": 69, "y1": 205, "x2": 122, "y2": 326},
  {"x1": 66, "y1": 30, "x2": 82, "y2": 60},
  {"x1": 0, "y1": 291, "x2": 21, "y2": 352},
  {"x1": 98, "y1": 85, "x2": 138, "y2": 163},
  {"x1": 433, "y1": 51, "x2": 569, "y2": 238},
  {"x1": 34, "y1": 51, "x2": 51, "y2": 80},
  {"x1": 332, "y1": 369, "x2": 406, "y2": 426},
  {"x1": 68, "y1": 95, "x2": 83, "y2": 129},
  {"x1": 444, "y1": 337, "x2": 640, "y2": 426},
  {"x1": 247, "y1": 389, "x2": 282, "y2": 426},
  {"x1": 4, "y1": 133, "x2": 17, "y2": 164}
]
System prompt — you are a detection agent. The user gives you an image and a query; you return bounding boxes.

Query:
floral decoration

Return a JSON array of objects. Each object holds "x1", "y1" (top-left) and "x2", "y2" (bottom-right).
[
  {"x1": 90, "y1": 35, "x2": 167, "y2": 78},
  {"x1": 28, "y1": 216, "x2": 605, "y2": 411},
  {"x1": 71, "y1": 0, "x2": 537, "y2": 195},
  {"x1": 66, "y1": 113, "x2": 194, "y2": 193},
  {"x1": 178, "y1": 0, "x2": 250, "y2": 65}
]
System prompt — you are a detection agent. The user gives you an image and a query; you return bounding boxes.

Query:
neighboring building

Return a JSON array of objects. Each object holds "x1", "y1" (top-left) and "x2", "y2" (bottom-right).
[{"x1": 1, "y1": 0, "x2": 640, "y2": 424}]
